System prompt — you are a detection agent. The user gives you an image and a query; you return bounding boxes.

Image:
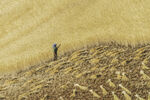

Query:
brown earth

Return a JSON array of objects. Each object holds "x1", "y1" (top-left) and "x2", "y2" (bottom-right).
[{"x1": 0, "y1": 43, "x2": 150, "y2": 100}]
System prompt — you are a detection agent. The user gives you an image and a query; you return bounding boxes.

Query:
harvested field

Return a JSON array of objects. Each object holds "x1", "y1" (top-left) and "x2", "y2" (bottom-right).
[
  {"x1": 0, "y1": 43, "x2": 149, "y2": 100},
  {"x1": 0, "y1": 0, "x2": 150, "y2": 99}
]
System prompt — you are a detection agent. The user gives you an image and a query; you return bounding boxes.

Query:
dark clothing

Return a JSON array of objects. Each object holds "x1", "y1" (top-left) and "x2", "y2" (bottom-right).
[
  {"x1": 52, "y1": 44, "x2": 61, "y2": 61},
  {"x1": 53, "y1": 47, "x2": 58, "y2": 61}
]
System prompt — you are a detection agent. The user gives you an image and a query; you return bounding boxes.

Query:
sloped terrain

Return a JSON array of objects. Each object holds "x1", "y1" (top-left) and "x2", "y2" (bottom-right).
[{"x1": 0, "y1": 43, "x2": 150, "y2": 100}]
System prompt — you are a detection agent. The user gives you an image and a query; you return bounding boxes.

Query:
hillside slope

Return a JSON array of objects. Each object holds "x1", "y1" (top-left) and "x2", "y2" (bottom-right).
[{"x1": 0, "y1": 43, "x2": 150, "y2": 100}]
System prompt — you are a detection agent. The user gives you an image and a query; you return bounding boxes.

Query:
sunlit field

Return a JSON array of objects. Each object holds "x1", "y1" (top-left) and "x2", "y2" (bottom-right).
[{"x1": 0, "y1": 0, "x2": 150, "y2": 74}]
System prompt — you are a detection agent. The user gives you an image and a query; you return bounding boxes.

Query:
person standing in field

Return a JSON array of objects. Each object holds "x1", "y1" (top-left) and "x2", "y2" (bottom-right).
[{"x1": 53, "y1": 43, "x2": 61, "y2": 61}]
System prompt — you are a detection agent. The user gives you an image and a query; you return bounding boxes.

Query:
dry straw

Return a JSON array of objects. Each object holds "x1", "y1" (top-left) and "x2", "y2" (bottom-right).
[{"x1": 0, "y1": 0, "x2": 150, "y2": 73}]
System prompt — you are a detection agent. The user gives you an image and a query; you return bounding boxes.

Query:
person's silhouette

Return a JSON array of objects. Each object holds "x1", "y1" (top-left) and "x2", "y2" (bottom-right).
[{"x1": 53, "y1": 43, "x2": 61, "y2": 61}]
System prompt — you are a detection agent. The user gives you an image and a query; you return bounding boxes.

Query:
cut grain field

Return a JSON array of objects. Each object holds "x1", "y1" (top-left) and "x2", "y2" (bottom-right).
[
  {"x1": 0, "y1": 0, "x2": 150, "y2": 73},
  {"x1": 0, "y1": 43, "x2": 149, "y2": 100},
  {"x1": 0, "y1": 0, "x2": 150, "y2": 100}
]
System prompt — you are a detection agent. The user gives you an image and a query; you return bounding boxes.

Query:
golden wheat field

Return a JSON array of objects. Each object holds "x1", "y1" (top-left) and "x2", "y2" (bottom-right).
[
  {"x1": 0, "y1": 0, "x2": 150, "y2": 73},
  {"x1": 0, "y1": 0, "x2": 150, "y2": 100}
]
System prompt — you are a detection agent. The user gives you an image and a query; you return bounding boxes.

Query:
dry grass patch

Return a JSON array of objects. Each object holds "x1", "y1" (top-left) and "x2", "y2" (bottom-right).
[{"x1": 0, "y1": 0, "x2": 150, "y2": 73}]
